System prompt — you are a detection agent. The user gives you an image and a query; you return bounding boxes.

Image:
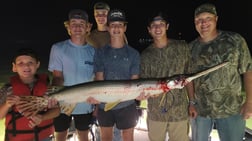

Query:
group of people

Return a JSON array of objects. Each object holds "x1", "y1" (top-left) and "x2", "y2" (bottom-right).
[{"x1": 0, "y1": 2, "x2": 251, "y2": 141}]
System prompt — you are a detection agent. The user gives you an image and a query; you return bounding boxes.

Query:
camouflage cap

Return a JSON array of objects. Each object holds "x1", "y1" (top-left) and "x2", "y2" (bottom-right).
[{"x1": 194, "y1": 3, "x2": 217, "y2": 17}]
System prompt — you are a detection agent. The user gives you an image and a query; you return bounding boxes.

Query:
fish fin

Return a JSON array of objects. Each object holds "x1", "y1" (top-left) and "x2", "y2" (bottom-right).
[
  {"x1": 59, "y1": 102, "x2": 76, "y2": 116},
  {"x1": 104, "y1": 101, "x2": 121, "y2": 111},
  {"x1": 18, "y1": 96, "x2": 48, "y2": 116}
]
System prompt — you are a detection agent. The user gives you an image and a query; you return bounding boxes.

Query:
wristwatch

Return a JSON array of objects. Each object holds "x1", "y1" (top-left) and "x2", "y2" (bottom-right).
[{"x1": 189, "y1": 100, "x2": 197, "y2": 105}]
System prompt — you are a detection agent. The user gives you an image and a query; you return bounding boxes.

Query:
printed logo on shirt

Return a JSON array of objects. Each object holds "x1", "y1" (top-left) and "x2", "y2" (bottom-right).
[{"x1": 85, "y1": 61, "x2": 94, "y2": 65}]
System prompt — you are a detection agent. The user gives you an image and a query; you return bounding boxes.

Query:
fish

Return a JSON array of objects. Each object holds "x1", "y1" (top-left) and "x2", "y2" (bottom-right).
[{"x1": 17, "y1": 62, "x2": 229, "y2": 116}]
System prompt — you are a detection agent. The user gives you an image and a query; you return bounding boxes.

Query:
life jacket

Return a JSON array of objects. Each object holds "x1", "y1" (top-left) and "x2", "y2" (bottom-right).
[{"x1": 5, "y1": 74, "x2": 54, "y2": 141}]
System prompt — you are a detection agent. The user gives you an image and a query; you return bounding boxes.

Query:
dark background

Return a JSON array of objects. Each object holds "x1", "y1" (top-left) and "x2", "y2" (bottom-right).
[{"x1": 0, "y1": 0, "x2": 250, "y2": 74}]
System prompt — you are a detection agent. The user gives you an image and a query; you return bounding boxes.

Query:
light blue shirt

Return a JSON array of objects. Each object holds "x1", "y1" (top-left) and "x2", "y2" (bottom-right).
[{"x1": 48, "y1": 39, "x2": 95, "y2": 114}]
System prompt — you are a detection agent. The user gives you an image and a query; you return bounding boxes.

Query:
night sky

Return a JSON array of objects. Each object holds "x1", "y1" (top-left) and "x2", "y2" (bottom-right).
[{"x1": 0, "y1": 0, "x2": 250, "y2": 75}]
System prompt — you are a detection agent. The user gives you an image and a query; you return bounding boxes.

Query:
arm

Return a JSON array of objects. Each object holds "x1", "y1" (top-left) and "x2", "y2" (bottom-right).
[
  {"x1": 240, "y1": 71, "x2": 252, "y2": 119},
  {"x1": 131, "y1": 74, "x2": 139, "y2": 80},
  {"x1": 0, "y1": 103, "x2": 10, "y2": 119},
  {"x1": 244, "y1": 71, "x2": 252, "y2": 104},
  {"x1": 0, "y1": 95, "x2": 20, "y2": 119},
  {"x1": 95, "y1": 72, "x2": 104, "y2": 81},
  {"x1": 28, "y1": 107, "x2": 60, "y2": 128},
  {"x1": 0, "y1": 86, "x2": 19, "y2": 119},
  {"x1": 51, "y1": 70, "x2": 64, "y2": 86},
  {"x1": 26, "y1": 73, "x2": 61, "y2": 126},
  {"x1": 186, "y1": 81, "x2": 195, "y2": 102},
  {"x1": 186, "y1": 81, "x2": 198, "y2": 119}
]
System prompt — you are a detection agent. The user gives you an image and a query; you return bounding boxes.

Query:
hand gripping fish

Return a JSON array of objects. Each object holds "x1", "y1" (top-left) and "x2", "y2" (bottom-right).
[{"x1": 17, "y1": 62, "x2": 228, "y2": 116}]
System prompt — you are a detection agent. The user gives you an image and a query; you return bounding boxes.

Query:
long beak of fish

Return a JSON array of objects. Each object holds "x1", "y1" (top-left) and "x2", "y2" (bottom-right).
[{"x1": 186, "y1": 61, "x2": 229, "y2": 82}]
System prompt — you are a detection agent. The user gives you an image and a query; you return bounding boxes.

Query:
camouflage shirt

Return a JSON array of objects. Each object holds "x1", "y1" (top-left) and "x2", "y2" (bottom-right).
[
  {"x1": 141, "y1": 39, "x2": 190, "y2": 122},
  {"x1": 0, "y1": 84, "x2": 12, "y2": 105},
  {"x1": 189, "y1": 30, "x2": 252, "y2": 118}
]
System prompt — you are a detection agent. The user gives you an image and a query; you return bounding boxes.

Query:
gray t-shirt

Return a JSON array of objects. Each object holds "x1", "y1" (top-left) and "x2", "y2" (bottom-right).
[{"x1": 94, "y1": 45, "x2": 140, "y2": 110}]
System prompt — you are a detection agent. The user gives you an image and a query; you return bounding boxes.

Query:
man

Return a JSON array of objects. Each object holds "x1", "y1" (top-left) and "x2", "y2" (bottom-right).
[
  {"x1": 48, "y1": 9, "x2": 95, "y2": 141},
  {"x1": 87, "y1": 2, "x2": 128, "y2": 48},
  {"x1": 87, "y1": 2, "x2": 111, "y2": 48},
  {"x1": 90, "y1": 9, "x2": 141, "y2": 141},
  {"x1": 140, "y1": 11, "x2": 195, "y2": 141},
  {"x1": 87, "y1": 2, "x2": 123, "y2": 141},
  {"x1": 189, "y1": 3, "x2": 252, "y2": 141}
]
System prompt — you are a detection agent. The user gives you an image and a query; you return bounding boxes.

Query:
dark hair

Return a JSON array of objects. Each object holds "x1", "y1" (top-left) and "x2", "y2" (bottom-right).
[{"x1": 13, "y1": 48, "x2": 40, "y2": 63}]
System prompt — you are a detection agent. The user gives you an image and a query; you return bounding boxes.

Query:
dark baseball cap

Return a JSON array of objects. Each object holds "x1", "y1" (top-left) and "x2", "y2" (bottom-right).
[
  {"x1": 94, "y1": 2, "x2": 110, "y2": 11},
  {"x1": 194, "y1": 3, "x2": 217, "y2": 17},
  {"x1": 13, "y1": 48, "x2": 39, "y2": 63},
  {"x1": 107, "y1": 9, "x2": 127, "y2": 23},
  {"x1": 148, "y1": 11, "x2": 169, "y2": 26},
  {"x1": 68, "y1": 9, "x2": 89, "y2": 21}
]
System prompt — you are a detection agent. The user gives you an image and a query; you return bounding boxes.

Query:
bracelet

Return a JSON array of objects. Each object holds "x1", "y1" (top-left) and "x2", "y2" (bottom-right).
[{"x1": 189, "y1": 100, "x2": 197, "y2": 105}]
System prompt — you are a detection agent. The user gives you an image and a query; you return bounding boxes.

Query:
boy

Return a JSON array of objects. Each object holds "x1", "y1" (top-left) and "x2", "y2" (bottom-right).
[{"x1": 0, "y1": 48, "x2": 59, "y2": 141}]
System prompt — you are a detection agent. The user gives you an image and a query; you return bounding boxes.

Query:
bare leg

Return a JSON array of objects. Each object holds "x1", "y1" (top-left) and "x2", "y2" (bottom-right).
[
  {"x1": 54, "y1": 130, "x2": 68, "y2": 141},
  {"x1": 122, "y1": 127, "x2": 134, "y2": 141},
  {"x1": 76, "y1": 129, "x2": 89, "y2": 141},
  {"x1": 100, "y1": 126, "x2": 113, "y2": 141}
]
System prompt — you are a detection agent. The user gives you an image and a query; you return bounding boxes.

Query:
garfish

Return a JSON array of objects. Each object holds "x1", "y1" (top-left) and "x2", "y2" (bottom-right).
[{"x1": 17, "y1": 62, "x2": 228, "y2": 115}]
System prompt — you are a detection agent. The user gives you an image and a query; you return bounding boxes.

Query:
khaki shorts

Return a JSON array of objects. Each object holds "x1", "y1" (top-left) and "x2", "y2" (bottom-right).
[{"x1": 147, "y1": 119, "x2": 190, "y2": 141}]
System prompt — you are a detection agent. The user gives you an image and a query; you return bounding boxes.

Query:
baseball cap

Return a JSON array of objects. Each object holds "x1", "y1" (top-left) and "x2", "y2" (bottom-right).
[
  {"x1": 194, "y1": 3, "x2": 217, "y2": 17},
  {"x1": 68, "y1": 9, "x2": 89, "y2": 21},
  {"x1": 148, "y1": 11, "x2": 169, "y2": 26},
  {"x1": 94, "y1": 2, "x2": 110, "y2": 11},
  {"x1": 107, "y1": 9, "x2": 127, "y2": 23},
  {"x1": 13, "y1": 48, "x2": 39, "y2": 63}
]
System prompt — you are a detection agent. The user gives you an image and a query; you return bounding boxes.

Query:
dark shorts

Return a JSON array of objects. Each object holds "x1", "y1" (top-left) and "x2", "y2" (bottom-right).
[
  {"x1": 97, "y1": 103, "x2": 139, "y2": 130},
  {"x1": 53, "y1": 113, "x2": 92, "y2": 132}
]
